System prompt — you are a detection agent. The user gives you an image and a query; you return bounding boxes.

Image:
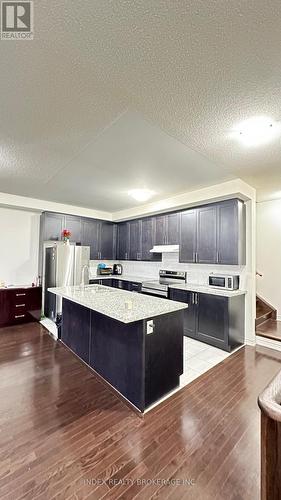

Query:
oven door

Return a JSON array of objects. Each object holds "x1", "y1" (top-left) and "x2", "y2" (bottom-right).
[{"x1": 141, "y1": 287, "x2": 168, "y2": 298}]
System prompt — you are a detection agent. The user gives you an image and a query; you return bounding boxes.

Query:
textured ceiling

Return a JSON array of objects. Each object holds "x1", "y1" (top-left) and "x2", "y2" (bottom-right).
[{"x1": 1, "y1": 0, "x2": 281, "y2": 210}]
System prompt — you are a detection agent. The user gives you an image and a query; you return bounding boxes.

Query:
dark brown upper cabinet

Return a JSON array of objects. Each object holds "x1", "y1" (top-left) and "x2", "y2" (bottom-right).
[
  {"x1": 196, "y1": 205, "x2": 217, "y2": 264},
  {"x1": 40, "y1": 198, "x2": 245, "y2": 266},
  {"x1": 179, "y1": 199, "x2": 246, "y2": 265},
  {"x1": 41, "y1": 212, "x2": 64, "y2": 241},
  {"x1": 117, "y1": 222, "x2": 130, "y2": 260},
  {"x1": 179, "y1": 209, "x2": 197, "y2": 263},
  {"x1": 141, "y1": 218, "x2": 161, "y2": 262},
  {"x1": 81, "y1": 219, "x2": 100, "y2": 260},
  {"x1": 64, "y1": 215, "x2": 82, "y2": 243},
  {"x1": 154, "y1": 213, "x2": 180, "y2": 246},
  {"x1": 154, "y1": 215, "x2": 166, "y2": 245},
  {"x1": 217, "y1": 199, "x2": 245, "y2": 265},
  {"x1": 166, "y1": 213, "x2": 179, "y2": 245},
  {"x1": 128, "y1": 220, "x2": 142, "y2": 261},
  {"x1": 99, "y1": 221, "x2": 116, "y2": 260}
]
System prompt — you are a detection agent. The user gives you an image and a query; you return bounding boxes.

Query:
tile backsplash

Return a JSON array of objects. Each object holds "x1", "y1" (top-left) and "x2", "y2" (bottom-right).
[{"x1": 90, "y1": 252, "x2": 248, "y2": 290}]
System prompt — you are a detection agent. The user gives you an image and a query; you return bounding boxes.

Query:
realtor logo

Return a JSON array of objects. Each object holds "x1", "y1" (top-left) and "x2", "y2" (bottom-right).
[{"x1": 1, "y1": 1, "x2": 34, "y2": 39}]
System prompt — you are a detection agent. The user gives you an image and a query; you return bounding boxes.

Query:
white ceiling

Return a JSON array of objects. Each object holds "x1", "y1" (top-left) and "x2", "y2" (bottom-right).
[{"x1": 1, "y1": 0, "x2": 281, "y2": 210}]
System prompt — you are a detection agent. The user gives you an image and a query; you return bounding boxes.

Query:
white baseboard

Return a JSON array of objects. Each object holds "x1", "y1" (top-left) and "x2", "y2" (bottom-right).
[
  {"x1": 256, "y1": 335, "x2": 281, "y2": 352},
  {"x1": 245, "y1": 337, "x2": 256, "y2": 346}
]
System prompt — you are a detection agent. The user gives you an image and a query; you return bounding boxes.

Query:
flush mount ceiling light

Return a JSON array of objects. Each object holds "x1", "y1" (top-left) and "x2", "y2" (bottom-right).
[
  {"x1": 128, "y1": 188, "x2": 155, "y2": 202},
  {"x1": 230, "y1": 116, "x2": 281, "y2": 147}
]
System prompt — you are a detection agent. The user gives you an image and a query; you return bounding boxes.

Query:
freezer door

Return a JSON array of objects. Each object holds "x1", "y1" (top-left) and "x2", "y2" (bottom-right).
[
  {"x1": 73, "y1": 246, "x2": 90, "y2": 285},
  {"x1": 56, "y1": 244, "x2": 75, "y2": 287},
  {"x1": 44, "y1": 247, "x2": 57, "y2": 320},
  {"x1": 55, "y1": 244, "x2": 75, "y2": 316}
]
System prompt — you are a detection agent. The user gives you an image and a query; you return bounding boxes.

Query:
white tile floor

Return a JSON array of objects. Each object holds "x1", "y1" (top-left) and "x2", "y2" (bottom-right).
[
  {"x1": 145, "y1": 337, "x2": 236, "y2": 412},
  {"x1": 180, "y1": 337, "x2": 231, "y2": 387}
]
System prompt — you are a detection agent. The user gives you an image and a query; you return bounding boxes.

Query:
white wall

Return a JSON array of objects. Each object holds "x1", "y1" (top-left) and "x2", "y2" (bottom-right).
[
  {"x1": 257, "y1": 198, "x2": 281, "y2": 318},
  {"x1": 0, "y1": 207, "x2": 40, "y2": 286}
]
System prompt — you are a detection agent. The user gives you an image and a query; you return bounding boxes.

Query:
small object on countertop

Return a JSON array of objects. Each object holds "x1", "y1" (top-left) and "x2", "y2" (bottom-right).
[
  {"x1": 125, "y1": 300, "x2": 133, "y2": 311},
  {"x1": 0, "y1": 280, "x2": 5, "y2": 288},
  {"x1": 98, "y1": 263, "x2": 106, "y2": 269},
  {"x1": 32, "y1": 282, "x2": 35, "y2": 287}
]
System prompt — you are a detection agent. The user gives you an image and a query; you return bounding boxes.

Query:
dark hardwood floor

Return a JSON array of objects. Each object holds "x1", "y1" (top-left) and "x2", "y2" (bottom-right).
[{"x1": 0, "y1": 324, "x2": 281, "y2": 500}]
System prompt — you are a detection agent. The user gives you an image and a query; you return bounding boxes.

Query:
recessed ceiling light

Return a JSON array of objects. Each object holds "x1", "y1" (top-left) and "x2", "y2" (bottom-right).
[
  {"x1": 230, "y1": 116, "x2": 281, "y2": 147},
  {"x1": 128, "y1": 189, "x2": 155, "y2": 202}
]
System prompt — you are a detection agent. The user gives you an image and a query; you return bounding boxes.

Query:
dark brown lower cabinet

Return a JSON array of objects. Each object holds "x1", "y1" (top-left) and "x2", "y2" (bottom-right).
[
  {"x1": 61, "y1": 298, "x2": 183, "y2": 412},
  {"x1": 169, "y1": 288, "x2": 245, "y2": 352},
  {"x1": 0, "y1": 287, "x2": 42, "y2": 327},
  {"x1": 90, "y1": 278, "x2": 142, "y2": 292}
]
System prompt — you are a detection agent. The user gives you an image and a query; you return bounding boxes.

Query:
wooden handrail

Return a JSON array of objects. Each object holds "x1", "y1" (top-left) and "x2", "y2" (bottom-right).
[
  {"x1": 258, "y1": 370, "x2": 281, "y2": 499},
  {"x1": 258, "y1": 370, "x2": 281, "y2": 422}
]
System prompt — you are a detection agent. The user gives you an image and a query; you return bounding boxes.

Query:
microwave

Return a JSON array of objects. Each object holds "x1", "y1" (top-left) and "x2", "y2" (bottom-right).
[{"x1": 208, "y1": 274, "x2": 240, "y2": 290}]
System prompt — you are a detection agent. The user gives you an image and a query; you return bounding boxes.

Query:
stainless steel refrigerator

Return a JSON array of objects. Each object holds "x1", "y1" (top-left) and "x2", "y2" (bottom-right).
[{"x1": 43, "y1": 242, "x2": 90, "y2": 322}]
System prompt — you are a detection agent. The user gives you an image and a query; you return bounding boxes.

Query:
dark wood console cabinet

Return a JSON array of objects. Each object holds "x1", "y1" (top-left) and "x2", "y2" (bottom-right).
[{"x1": 0, "y1": 287, "x2": 42, "y2": 327}]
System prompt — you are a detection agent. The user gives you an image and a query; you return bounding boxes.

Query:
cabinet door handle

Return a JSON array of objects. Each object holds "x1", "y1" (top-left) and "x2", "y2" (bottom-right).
[
  {"x1": 16, "y1": 304, "x2": 25, "y2": 308},
  {"x1": 217, "y1": 251, "x2": 220, "y2": 263},
  {"x1": 191, "y1": 293, "x2": 195, "y2": 305},
  {"x1": 193, "y1": 252, "x2": 196, "y2": 263},
  {"x1": 16, "y1": 293, "x2": 26, "y2": 297},
  {"x1": 15, "y1": 314, "x2": 25, "y2": 319}
]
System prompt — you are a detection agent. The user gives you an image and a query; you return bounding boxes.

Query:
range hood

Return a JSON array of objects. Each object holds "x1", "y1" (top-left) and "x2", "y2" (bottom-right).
[{"x1": 150, "y1": 245, "x2": 179, "y2": 253}]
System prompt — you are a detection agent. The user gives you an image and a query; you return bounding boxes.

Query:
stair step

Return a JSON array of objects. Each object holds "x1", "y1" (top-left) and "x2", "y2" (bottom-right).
[
  {"x1": 256, "y1": 295, "x2": 277, "y2": 328},
  {"x1": 256, "y1": 311, "x2": 275, "y2": 327},
  {"x1": 256, "y1": 319, "x2": 281, "y2": 342}
]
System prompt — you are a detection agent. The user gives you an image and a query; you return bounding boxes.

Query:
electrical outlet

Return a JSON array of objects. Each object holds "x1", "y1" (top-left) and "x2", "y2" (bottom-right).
[{"x1": 146, "y1": 320, "x2": 154, "y2": 335}]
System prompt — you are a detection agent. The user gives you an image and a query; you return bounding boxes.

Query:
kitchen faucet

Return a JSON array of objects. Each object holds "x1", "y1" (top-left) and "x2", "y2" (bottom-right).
[{"x1": 80, "y1": 265, "x2": 89, "y2": 287}]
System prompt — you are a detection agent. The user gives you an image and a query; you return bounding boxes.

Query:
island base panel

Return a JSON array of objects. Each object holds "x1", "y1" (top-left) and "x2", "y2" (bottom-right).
[
  {"x1": 90, "y1": 311, "x2": 144, "y2": 411},
  {"x1": 145, "y1": 311, "x2": 184, "y2": 408},
  {"x1": 61, "y1": 298, "x2": 184, "y2": 412}
]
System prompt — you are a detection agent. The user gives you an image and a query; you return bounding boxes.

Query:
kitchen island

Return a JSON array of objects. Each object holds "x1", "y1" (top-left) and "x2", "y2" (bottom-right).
[{"x1": 48, "y1": 284, "x2": 187, "y2": 412}]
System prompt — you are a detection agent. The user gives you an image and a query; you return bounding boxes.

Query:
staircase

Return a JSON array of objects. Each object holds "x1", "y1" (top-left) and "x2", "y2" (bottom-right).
[
  {"x1": 256, "y1": 295, "x2": 281, "y2": 341},
  {"x1": 256, "y1": 295, "x2": 276, "y2": 327}
]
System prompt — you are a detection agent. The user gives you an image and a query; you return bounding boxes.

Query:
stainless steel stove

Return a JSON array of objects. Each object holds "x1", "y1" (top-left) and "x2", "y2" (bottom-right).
[{"x1": 141, "y1": 270, "x2": 186, "y2": 298}]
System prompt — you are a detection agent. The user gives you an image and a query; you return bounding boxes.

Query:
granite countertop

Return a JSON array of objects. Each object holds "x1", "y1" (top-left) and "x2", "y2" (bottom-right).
[
  {"x1": 168, "y1": 283, "x2": 246, "y2": 297},
  {"x1": 90, "y1": 275, "x2": 246, "y2": 297},
  {"x1": 90, "y1": 274, "x2": 151, "y2": 283},
  {"x1": 48, "y1": 284, "x2": 188, "y2": 324}
]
